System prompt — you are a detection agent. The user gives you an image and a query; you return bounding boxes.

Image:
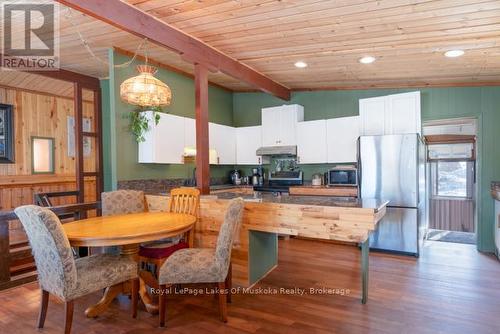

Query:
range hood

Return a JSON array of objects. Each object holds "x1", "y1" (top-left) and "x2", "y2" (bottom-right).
[{"x1": 256, "y1": 145, "x2": 297, "y2": 156}]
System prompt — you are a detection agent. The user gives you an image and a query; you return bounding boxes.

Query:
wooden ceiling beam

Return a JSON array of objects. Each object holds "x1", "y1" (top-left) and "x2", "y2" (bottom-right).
[{"x1": 55, "y1": 0, "x2": 291, "y2": 101}]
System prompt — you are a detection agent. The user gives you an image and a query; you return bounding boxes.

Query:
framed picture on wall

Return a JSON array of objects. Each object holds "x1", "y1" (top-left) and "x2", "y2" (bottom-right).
[{"x1": 0, "y1": 103, "x2": 14, "y2": 163}]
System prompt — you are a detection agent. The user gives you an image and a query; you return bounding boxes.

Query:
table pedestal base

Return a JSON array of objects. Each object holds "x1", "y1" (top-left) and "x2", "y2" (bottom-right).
[{"x1": 84, "y1": 243, "x2": 159, "y2": 317}]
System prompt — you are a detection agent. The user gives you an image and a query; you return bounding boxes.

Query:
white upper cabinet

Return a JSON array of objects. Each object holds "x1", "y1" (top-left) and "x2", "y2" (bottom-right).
[
  {"x1": 261, "y1": 104, "x2": 304, "y2": 146},
  {"x1": 236, "y1": 126, "x2": 262, "y2": 165},
  {"x1": 327, "y1": 116, "x2": 360, "y2": 163},
  {"x1": 184, "y1": 117, "x2": 196, "y2": 149},
  {"x1": 386, "y1": 91, "x2": 421, "y2": 135},
  {"x1": 296, "y1": 120, "x2": 327, "y2": 164},
  {"x1": 138, "y1": 112, "x2": 185, "y2": 164},
  {"x1": 209, "y1": 122, "x2": 236, "y2": 165},
  {"x1": 359, "y1": 91, "x2": 421, "y2": 136},
  {"x1": 359, "y1": 95, "x2": 386, "y2": 135}
]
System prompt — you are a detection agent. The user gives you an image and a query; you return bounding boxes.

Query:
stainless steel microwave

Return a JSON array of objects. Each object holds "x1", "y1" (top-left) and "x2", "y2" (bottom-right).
[{"x1": 327, "y1": 168, "x2": 358, "y2": 186}]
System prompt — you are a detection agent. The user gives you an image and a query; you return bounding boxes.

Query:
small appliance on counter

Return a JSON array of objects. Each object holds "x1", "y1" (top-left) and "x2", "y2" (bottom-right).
[
  {"x1": 326, "y1": 166, "x2": 358, "y2": 186},
  {"x1": 311, "y1": 173, "x2": 323, "y2": 186},
  {"x1": 229, "y1": 169, "x2": 242, "y2": 185}
]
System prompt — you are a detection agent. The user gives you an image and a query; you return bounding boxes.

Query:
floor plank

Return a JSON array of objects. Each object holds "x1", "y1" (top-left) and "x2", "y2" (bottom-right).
[{"x1": 0, "y1": 239, "x2": 499, "y2": 334}]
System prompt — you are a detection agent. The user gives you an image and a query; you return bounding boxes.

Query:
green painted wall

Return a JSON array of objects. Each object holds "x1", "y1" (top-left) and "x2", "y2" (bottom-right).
[
  {"x1": 104, "y1": 49, "x2": 235, "y2": 188},
  {"x1": 233, "y1": 87, "x2": 500, "y2": 253}
]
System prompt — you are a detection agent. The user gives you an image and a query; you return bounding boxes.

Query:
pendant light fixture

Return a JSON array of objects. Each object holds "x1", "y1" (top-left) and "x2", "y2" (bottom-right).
[{"x1": 120, "y1": 41, "x2": 172, "y2": 107}]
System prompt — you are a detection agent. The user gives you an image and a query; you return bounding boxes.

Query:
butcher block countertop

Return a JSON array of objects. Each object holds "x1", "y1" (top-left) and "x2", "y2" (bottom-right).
[{"x1": 289, "y1": 185, "x2": 358, "y2": 197}]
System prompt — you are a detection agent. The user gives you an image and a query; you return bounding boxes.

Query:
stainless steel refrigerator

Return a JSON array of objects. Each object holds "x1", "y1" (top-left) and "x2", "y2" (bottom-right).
[{"x1": 358, "y1": 134, "x2": 427, "y2": 256}]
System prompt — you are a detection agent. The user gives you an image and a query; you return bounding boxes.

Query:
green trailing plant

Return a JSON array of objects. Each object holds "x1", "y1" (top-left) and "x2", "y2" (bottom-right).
[{"x1": 126, "y1": 106, "x2": 163, "y2": 142}]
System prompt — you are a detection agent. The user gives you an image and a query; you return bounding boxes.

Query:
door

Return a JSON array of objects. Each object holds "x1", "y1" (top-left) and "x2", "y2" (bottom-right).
[
  {"x1": 236, "y1": 126, "x2": 262, "y2": 165},
  {"x1": 359, "y1": 96, "x2": 386, "y2": 135},
  {"x1": 327, "y1": 116, "x2": 359, "y2": 163},
  {"x1": 386, "y1": 91, "x2": 421, "y2": 135},
  {"x1": 297, "y1": 120, "x2": 327, "y2": 164},
  {"x1": 360, "y1": 134, "x2": 418, "y2": 207},
  {"x1": 370, "y1": 207, "x2": 418, "y2": 254},
  {"x1": 261, "y1": 106, "x2": 281, "y2": 146}
]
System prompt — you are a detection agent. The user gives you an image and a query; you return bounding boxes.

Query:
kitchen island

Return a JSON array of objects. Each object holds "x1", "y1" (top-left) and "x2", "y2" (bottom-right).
[{"x1": 146, "y1": 192, "x2": 388, "y2": 303}]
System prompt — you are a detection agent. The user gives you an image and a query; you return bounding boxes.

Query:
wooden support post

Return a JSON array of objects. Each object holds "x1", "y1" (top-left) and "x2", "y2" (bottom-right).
[
  {"x1": 94, "y1": 87, "x2": 104, "y2": 204},
  {"x1": 195, "y1": 64, "x2": 210, "y2": 195},
  {"x1": 74, "y1": 83, "x2": 85, "y2": 203}
]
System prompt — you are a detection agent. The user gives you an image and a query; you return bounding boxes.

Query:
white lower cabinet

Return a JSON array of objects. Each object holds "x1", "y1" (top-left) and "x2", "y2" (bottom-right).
[
  {"x1": 327, "y1": 116, "x2": 360, "y2": 163},
  {"x1": 236, "y1": 126, "x2": 262, "y2": 165},
  {"x1": 296, "y1": 120, "x2": 327, "y2": 164},
  {"x1": 138, "y1": 111, "x2": 185, "y2": 164}
]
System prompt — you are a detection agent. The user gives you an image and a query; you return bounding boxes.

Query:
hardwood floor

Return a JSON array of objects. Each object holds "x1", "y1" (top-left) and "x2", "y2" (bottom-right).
[{"x1": 1, "y1": 239, "x2": 499, "y2": 334}]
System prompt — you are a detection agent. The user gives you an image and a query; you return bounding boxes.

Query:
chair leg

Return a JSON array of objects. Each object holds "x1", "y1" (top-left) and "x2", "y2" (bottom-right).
[
  {"x1": 37, "y1": 290, "x2": 49, "y2": 329},
  {"x1": 64, "y1": 301, "x2": 74, "y2": 334},
  {"x1": 225, "y1": 263, "x2": 232, "y2": 304},
  {"x1": 159, "y1": 284, "x2": 167, "y2": 327},
  {"x1": 131, "y1": 278, "x2": 139, "y2": 318},
  {"x1": 217, "y1": 282, "x2": 228, "y2": 323}
]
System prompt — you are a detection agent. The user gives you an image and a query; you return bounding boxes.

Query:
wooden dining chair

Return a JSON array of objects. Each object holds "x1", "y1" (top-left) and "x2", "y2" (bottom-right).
[
  {"x1": 156, "y1": 198, "x2": 245, "y2": 327},
  {"x1": 139, "y1": 187, "x2": 200, "y2": 279},
  {"x1": 14, "y1": 205, "x2": 139, "y2": 334}
]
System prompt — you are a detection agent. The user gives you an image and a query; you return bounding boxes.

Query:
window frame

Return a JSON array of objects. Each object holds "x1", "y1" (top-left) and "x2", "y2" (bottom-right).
[{"x1": 430, "y1": 160, "x2": 474, "y2": 200}]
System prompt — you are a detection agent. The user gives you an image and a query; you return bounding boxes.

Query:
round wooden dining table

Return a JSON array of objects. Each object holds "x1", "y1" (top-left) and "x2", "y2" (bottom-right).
[{"x1": 63, "y1": 212, "x2": 197, "y2": 318}]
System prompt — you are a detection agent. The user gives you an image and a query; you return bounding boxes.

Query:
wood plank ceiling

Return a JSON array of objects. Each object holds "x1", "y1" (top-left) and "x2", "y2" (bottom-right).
[{"x1": 3, "y1": 0, "x2": 500, "y2": 92}]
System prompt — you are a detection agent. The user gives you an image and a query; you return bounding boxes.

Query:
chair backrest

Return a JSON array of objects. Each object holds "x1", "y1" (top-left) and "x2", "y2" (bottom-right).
[
  {"x1": 168, "y1": 187, "x2": 200, "y2": 217},
  {"x1": 14, "y1": 205, "x2": 77, "y2": 300},
  {"x1": 101, "y1": 190, "x2": 146, "y2": 216},
  {"x1": 215, "y1": 198, "x2": 245, "y2": 272}
]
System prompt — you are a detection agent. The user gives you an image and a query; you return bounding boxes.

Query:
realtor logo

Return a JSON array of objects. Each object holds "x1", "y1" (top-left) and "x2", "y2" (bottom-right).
[{"x1": 1, "y1": 1, "x2": 60, "y2": 70}]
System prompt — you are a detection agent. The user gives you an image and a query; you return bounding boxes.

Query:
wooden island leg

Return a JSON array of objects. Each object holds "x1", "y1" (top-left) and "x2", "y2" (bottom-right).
[
  {"x1": 84, "y1": 244, "x2": 139, "y2": 318},
  {"x1": 361, "y1": 239, "x2": 369, "y2": 304}
]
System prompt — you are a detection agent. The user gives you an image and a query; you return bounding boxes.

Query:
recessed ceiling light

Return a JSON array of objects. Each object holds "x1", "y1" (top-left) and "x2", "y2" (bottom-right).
[
  {"x1": 359, "y1": 56, "x2": 376, "y2": 64},
  {"x1": 294, "y1": 61, "x2": 308, "y2": 68},
  {"x1": 444, "y1": 50, "x2": 464, "y2": 58}
]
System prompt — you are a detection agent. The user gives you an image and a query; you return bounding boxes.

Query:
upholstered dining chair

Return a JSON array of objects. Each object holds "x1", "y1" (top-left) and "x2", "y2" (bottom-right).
[
  {"x1": 14, "y1": 205, "x2": 139, "y2": 334},
  {"x1": 139, "y1": 187, "x2": 200, "y2": 278},
  {"x1": 157, "y1": 198, "x2": 245, "y2": 327},
  {"x1": 101, "y1": 190, "x2": 146, "y2": 254}
]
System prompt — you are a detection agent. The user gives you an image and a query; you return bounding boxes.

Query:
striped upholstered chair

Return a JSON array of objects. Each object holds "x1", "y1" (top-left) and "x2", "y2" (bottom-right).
[
  {"x1": 157, "y1": 198, "x2": 245, "y2": 327},
  {"x1": 14, "y1": 205, "x2": 139, "y2": 334}
]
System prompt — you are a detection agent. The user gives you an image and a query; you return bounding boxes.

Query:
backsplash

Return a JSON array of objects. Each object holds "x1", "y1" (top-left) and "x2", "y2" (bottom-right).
[{"x1": 118, "y1": 177, "x2": 229, "y2": 194}]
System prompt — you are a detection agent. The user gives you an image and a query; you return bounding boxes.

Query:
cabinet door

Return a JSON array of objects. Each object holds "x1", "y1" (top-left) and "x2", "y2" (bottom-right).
[
  {"x1": 236, "y1": 126, "x2": 262, "y2": 165},
  {"x1": 359, "y1": 96, "x2": 387, "y2": 135},
  {"x1": 261, "y1": 106, "x2": 281, "y2": 146},
  {"x1": 297, "y1": 120, "x2": 327, "y2": 164},
  {"x1": 184, "y1": 117, "x2": 196, "y2": 149},
  {"x1": 154, "y1": 113, "x2": 185, "y2": 163},
  {"x1": 279, "y1": 105, "x2": 303, "y2": 146},
  {"x1": 209, "y1": 123, "x2": 236, "y2": 165},
  {"x1": 386, "y1": 91, "x2": 421, "y2": 135},
  {"x1": 327, "y1": 116, "x2": 360, "y2": 163}
]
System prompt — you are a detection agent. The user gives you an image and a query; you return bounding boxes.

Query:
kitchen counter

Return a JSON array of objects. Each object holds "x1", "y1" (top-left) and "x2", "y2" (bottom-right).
[
  {"x1": 146, "y1": 192, "x2": 387, "y2": 303},
  {"x1": 214, "y1": 191, "x2": 388, "y2": 212},
  {"x1": 491, "y1": 182, "x2": 500, "y2": 201},
  {"x1": 288, "y1": 185, "x2": 358, "y2": 197}
]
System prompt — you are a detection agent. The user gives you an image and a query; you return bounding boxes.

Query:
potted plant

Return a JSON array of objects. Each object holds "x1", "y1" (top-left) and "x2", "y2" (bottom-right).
[{"x1": 126, "y1": 105, "x2": 163, "y2": 142}]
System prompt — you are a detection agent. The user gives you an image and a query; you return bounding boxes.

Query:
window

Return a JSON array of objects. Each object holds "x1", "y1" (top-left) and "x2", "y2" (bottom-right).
[
  {"x1": 32, "y1": 137, "x2": 55, "y2": 174},
  {"x1": 431, "y1": 160, "x2": 474, "y2": 199}
]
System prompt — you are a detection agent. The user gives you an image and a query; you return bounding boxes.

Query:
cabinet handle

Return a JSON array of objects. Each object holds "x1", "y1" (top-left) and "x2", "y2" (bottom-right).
[{"x1": 217, "y1": 157, "x2": 220, "y2": 164}]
